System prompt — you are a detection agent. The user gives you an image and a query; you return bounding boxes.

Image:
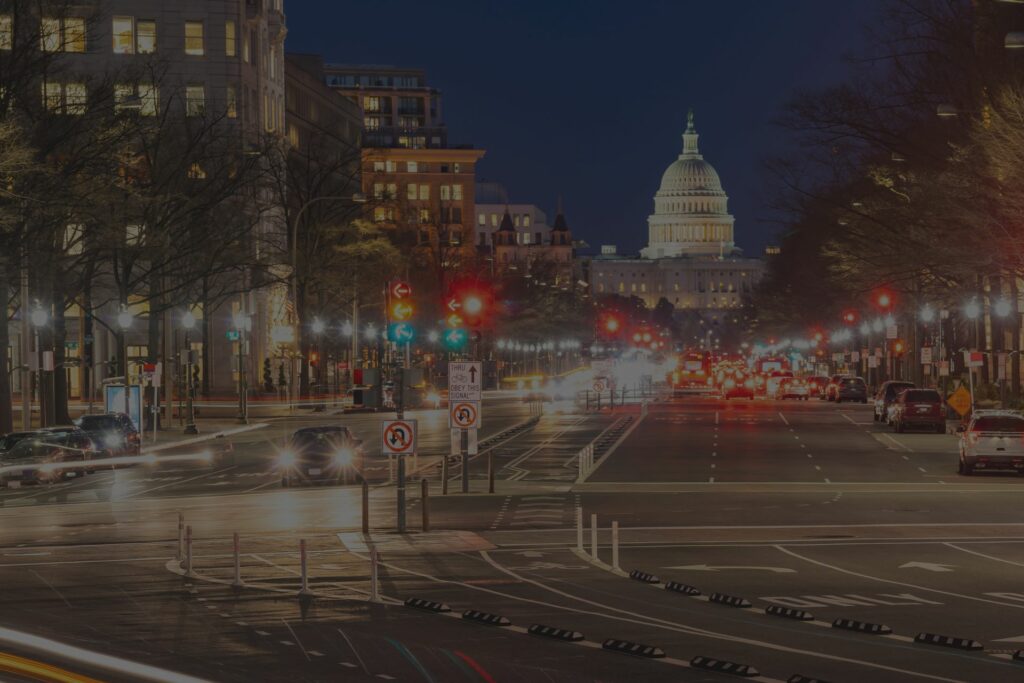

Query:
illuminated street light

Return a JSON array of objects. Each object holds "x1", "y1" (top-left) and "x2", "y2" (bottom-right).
[
  {"x1": 182, "y1": 310, "x2": 197, "y2": 329},
  {"x1": 340, "y1": 321, "x2": 353, "y2": 337},
  {"x1": 30, "y1": 308, "x2": 48, "y2": 327},
  {"x1": 428, "y1": 330, "x2": 440, "y2": 343},
  {"x1": 965, "y1": 300, "x2": 981, "y2": 320},
  {"x1": 311, "y1": 318, "x2": 326, "y2": 335},
  {"x1": 877, "y1": 292, "x2": 892, "y2": 309},
  {"x1": 884, "y1": 314, "x2": 895, "y2": 327},
  {"x1": 871, "y1": 318, "x2": 884, "y2": 333},
  {"x1": 859, "y1": 322, "x2": 871, "y2": 336},
  {"x1": 920, "y1": 305, "x2": 935, "y2": 323},
  {"x1": 995, "y1": 299, "x2": 1012, "y2": 318},
  {"x1": 117, "y1": 309, "x2": 133, "y2": 331},
  {"x1": 363, "y1": 324, "x2": 377, "y2": 342}
]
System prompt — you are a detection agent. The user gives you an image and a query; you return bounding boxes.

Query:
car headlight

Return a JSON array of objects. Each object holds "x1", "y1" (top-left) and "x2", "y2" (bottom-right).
[
  {"x1": 278, "y1": 450, "x2": 296, "y2": 468},
  {"x1": 335, "y1": 448, "x2": 354, "y2": 466}
]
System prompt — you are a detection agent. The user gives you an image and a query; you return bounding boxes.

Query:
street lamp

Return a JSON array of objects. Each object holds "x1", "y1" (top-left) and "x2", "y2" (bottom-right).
[
  {"x1": 995, "y1": 299, "x2": 1012, "y2": 318},
  {"x1": 232, "y1": 311, "x2": 251, "y2": 424},
  {"x1": 965, "y1": 300, "x2": 981, "y2": 320},
  {"x1": 30, "y1": 307, "x2": 50, "y2": 427},
  {"x1": 920, "y1": 305, "x2": 935, "y2": 323},
  {"x1": 340, "y1": 320, "x2": 353, "y2": 337},
  {"x1": 117, "y1": 308, "x2": 133, "y2": 422},
  {"x1": 311, "y1": 318, "x2": 326, "y2": 411},
  {"x1": 182, "y1": 310, "x2": 198, "y2": 434}
]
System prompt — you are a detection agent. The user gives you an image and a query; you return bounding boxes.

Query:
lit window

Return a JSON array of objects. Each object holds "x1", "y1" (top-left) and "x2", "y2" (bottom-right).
[
  {"x1": 0, "y1": 15, "x2": 11, "y2": 50},
  {"x1": 287, "y1": 124, "x2": 299, "y2": 147},
  {"x1": 419, "y1": 184, "x2": 429, "y2": 200},
  {"x1": 478, "y1": 213, "x2": 485, "y2": 226},
  {"x1": 64, "y1": 83, "x2": 86, "y2": 114},
  {"x1": 363, "y1": 96, "x2": 379, "y2": 112},
  {"x1": 113, "y1": 84, "x2": 134, "y2": 112},
  {"x1": 386, "y1": 183, "x2": 396, "y2": 198},
  {"x1": 184, "y1": 21, "x2": 203, "y2": 56},
  {"x1": 407, "y1": 161, "x2": 418, "y2": 173},
  {"x1": 225, "y1": 20, "x2": 236, "y2": 57},
  {"x1": 41, "y1": 18, "x2": 61, "y2": 51},
  {"x1": 419, "y1": 208, "x2": 430, "y2": 224},
  {"x1": 65, "y1": 18, "x2": 86, "y2": 52},
  {"x1": 64, "y1": 224, "x2": 84, "y2": 255},
  {"x1": 137, "y1": 20, "x2": 156, "y2": 53},
  {"x1": 185, "y1": 85, "x2": 205, "y2": 116},
  {"x1": 373, "y1": 207, "x2": 393, "y2": 223},
  {"x1": 187, "y1": 162, "x2": 206, "y2": 179},
  {"x1": 453, "y1": 163, "x2": 461, "y2": 173},
  {"x1": 450, "y1": 230, "x2": 461, "y2": 245},
  {"x1": 385, "y1": 160, "x2": 397, "y2": 172},
  {"x1": 364, "y1": 116, "x2": 380, "y2": 131},
  {"x1": 226, "y1": 84, "x2": 237, "y2": 118},
  {"x1": 407, "y1": 184, "x2": 417, "y2": 200},
  {"x1": 440, "y1": 185, "x2": 451, "y2": 200},
  {"x1": 112, "y1": 16, "x2": 134, "y2": 54},
  {"x1": 522, "y1": 212, "x2": 529, "y2": 227},
  {"x1": 126, "y1": 224, "x2": 144, "y2": 246},
  {"x1": 452, "y1": 184, "x2": 463, "y2": 200},
  {"x1": 491, "y1": 214, "x2": 498, "y2": 227},
  {"x1": 42, "y1": 82, "x2": 62, "y2": 112},
  {"x1": 373, "y1": 161, "x2": 385, "y2": 172},
  {"x1": 373, "y1": 183, "x2": 384, "y2": 199}
]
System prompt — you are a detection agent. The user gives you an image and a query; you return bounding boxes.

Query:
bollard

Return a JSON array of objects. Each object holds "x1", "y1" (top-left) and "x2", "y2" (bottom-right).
[
  {"x1": 232, "y1": 532, "x2": 243, "y2": 588},
  {"x1": 441, "y1": 454, "x2": 449, "y2": 496},
  {"x1": 612, "y1": 521, "x2": 620, "y2": 571},
  {"x1": 299, "y1": 539, "x2": 311, "y2": 596},
  {"x1": 369, "y1": 548, "x2": 380, "y2": 603},
  {"x1": 184, "y1": 525, "x2": 194, "y2": 578},
  {"x1": 488, "y1": 450, "x2": 495, "y2": 494},
  {"x1": 576, "y1": 507, "x2": 584, "y2": 552},
  {"x1": 361, "y1": 480, "x2": 369, "y2": 534},
  {"x1": 578, "y1": 450, "x2": 585, "y2": 481},
  {"x1": 176, "y1": 512, "x2": 184, "y2": 563},
  {"x1": 389, "y1": 454, "x2": 395, "y2": 483},
  {"x1": 590, "y1": 513, "x2": 598, "y2": 561},
  {"x1": 421, "y1": 478, "x2": 430, "y2": 532}
]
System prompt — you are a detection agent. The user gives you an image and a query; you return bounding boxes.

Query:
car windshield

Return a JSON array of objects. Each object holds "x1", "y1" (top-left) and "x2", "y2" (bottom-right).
[
  {"x1": 4, "y1": 436, "x2": 63, "y2": 461},
  {"x1": 904, "y1": 390, "x2": 939, "y2": 402},
  {"x1": 79, "y1": 416, "x2": 120, "y2": 431},
  {"x1": 972, "y1": 417, "x2": 1024, "y2": 433},
  {"x1": 293, "y1": 430, "x2": 349, "y2": 448},
  {"x1": 0, "y1": 433, "x2": 34, "y2": 451},
  {"x1": 886, "y1": 383, "x2": 914, "y2": 397}
]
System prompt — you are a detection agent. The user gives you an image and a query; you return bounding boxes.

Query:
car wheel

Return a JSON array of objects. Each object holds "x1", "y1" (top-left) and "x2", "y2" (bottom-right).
[{"x1": 873, "y1": 412, "x2": 879, "y2": 422}]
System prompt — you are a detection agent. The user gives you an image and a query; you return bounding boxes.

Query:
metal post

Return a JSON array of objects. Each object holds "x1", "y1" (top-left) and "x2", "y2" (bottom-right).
[
  {"x1": 421, "y1": 477, "x2": 429, "y2": 532},
  {"x1": 576, "y1": 507, "x2": 583, "y2": 552},
  {"x1": 441, "y1": 453, "x2": 449, "y2": 496},
  {"x1": 299, "y1": 538, "x2": 311, "y2": 596},
  {"x1": 184, "y1": 329, "x2": 197, "y2": 434},
  {"x1": 396, "y1": 457, "x2": 406, "y2": 533},
  {"x1": 184, "y1": 525, "x2": 194, "y2": 578},
  {"x1": 487, "y1": 449, "x2": 494, "y2": 494},
  {"x1": 612, "y1": 521, "x2": 620, "y2": 571},
  {"x1": 369, "y1": 548, "x2": 379, "y2": 603},
  {"x1": 232, "y1": 532, "x2": 242, "y2": 588},
  {"x1": 461, "y1": 429, "x2": 469, "y2": 493},
  {"x1": 176, "y1": 512, "x2": 184, "y2": 563},
  {"x1": 361, "y1": 480, "x2": 369, "y2": 534},
  {"x1": 590, "y1": 513, "x2": 598, "y2": 561},
  {"x1": 578, "y1": 448, "x2": 585, "y2": 481},
  {"x1": 20, "y1": 266, "x2": 30, "y2": 430}
]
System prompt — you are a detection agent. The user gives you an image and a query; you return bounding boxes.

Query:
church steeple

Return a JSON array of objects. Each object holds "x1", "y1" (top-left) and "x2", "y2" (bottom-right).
[{"x1": 681, "y1": 108, "x2": 701, "y2": 159}]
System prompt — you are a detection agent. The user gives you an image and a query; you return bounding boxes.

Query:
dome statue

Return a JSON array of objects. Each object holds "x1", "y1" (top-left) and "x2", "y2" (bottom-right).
[{"x1": 641, "y1": 110, "x2": 737, "y2": 259}]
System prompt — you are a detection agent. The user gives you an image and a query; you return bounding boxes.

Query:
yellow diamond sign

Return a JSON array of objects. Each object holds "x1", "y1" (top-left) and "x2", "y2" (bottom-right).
[{"x1": 947, "y1": 385, "x2": 972, "y2": 417}]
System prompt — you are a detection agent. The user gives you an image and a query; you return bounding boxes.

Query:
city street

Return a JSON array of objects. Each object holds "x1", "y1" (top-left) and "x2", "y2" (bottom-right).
[{"x1": 1, "y1": 395, "x2": 1022, "y2": 681}]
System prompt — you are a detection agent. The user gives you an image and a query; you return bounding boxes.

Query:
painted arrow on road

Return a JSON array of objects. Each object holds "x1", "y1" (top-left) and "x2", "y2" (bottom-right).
[
  {"x1": 664, "y1": 564, "x2": 795, "y2": 574},
  {"x1": 898, "y1": 562, "x2": 956, "y2": 572}
]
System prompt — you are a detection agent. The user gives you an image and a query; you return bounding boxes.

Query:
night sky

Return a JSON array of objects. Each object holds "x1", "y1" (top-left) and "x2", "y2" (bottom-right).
[{"x1": 285, "y1": 0, "x2": 884, "y2": 255}]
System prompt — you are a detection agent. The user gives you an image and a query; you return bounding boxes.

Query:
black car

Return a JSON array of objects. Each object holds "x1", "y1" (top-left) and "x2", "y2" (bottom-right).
[
  {"x1": 0, "y1": 430, "x2": 98, "y2": 485},
  {"x1": 0, "y1": 431, "x2": 40, "y2": 456},
  {"x1": 76, "y1": 413, "x2": 141, "y2": 459},
  {"x1": 279, "y1": 426, "x2": 364, "y2": 486},
  {"x1": 836, "y1": 376, "x2": 869, "y2": 403}
]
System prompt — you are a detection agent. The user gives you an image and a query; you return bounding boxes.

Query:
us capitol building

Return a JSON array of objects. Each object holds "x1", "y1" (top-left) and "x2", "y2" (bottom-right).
[{"x1": 588, "y1": 111, "x2": 766, "y2": 320}]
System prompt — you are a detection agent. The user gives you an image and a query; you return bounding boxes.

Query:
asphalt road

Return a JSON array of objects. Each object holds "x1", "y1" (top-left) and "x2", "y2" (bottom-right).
[{"x1": 2, "y1": 395, "x2": 1024, "y2": 682}]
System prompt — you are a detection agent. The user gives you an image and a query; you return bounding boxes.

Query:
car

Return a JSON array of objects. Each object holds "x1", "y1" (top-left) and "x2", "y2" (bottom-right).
[
  {"x1": 873, "y1": 381, "x2": 915, "y2": 423},
  {"x1": 957, "y1": 412, "x2": 1024, "y2": 475},
  {"x1": 75, "y1": 413, "x2": 141, "y2": 459},
  {"x1": 765, "y1": 371, "x2": 794, "y2": 399},
  {"x1": 779, "y1": 378, "x2": 810, "y2": 400},
  {"x1": 835, "y1": 376, "x2": 868, "y2": 403},
  {"x1": 824, "y1": 374, "x2": 846, "y2": 401},
  {"x1": 890, "y1": 388, "x2": 946, "y2": 433},
  {"x1": 278, "y1": 426, "x2": 364, "y2": 486},
  {"x1": 806, "y1": 376, "x2": 830, "y2": 399},
  {"x1": 0, "y1": 431, "x2": 41, "y2": 457},
  {"x1": 0, "y1": 430, "x2": 98, "y2": 486},
  {"x1": 721, "y1": 375, "x2": 755, "y2": 399}
]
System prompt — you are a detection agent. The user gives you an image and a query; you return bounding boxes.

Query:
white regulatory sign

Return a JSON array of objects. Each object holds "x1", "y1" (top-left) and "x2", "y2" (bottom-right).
[
  {"x1": 381, "y1": 419, "x2": 417, "y2": 456},
  {"x1": 449, "y1": 401, "x2": 480, "y2": 429},
  {"x1": 448, "y1": 361, "x2": 482, "y2": 402}
]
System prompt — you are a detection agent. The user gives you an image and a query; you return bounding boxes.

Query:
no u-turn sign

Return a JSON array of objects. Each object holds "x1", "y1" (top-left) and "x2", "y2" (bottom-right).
[{"x1": 381, "y1": 419, "x2": 417, "y2": 455}]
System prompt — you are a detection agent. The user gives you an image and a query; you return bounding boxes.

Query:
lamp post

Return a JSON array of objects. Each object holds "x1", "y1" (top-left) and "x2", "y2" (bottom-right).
[
  {"x1": 312, "y1": 317, "x2": 325, "y2": 411},
  {"x1": 233, "y1": 310, "x2": 251, "y2": 425},
  {"x1": 117, "y1": 308, "x2": 133, "y2": 422},
  {"x1": 182, "y1": 310, "x2": 198, "y2": 434},
  {"x1": 30, "y1": 307, "x2": 48, "y2": 427}
]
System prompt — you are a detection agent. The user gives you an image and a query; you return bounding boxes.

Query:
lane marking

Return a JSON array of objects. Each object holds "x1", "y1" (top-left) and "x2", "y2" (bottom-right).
[
  {"x1": 945, "y1": 543, "x2": 1024, "y2": 568},
  {"x1": 880, "y1": 433, "x2": 914, "y2": 453},
  {"x1": 778, "y1": 412, "x2": 789, "y2": 425},
  {"x1": 118, "y1": 466, "x2": 239, "y2": 500}
]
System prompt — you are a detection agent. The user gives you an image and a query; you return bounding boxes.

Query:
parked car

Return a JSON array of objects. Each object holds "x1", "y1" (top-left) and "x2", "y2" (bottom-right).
[
  {"x1": 957, "y1": 412, "x2": 1024, "y2": 475},
  {"x1": 873, "y1": 381, "x2": 915, "y2": 423},
  {"x1": 835, "y1": 377, "x2": 868, "y2": 403},
  {"x1": 75, "y1": 413, "x2": 141, "y2": 459},
  {"x1": 278, "y1": 426, "x2": 364, "y2": 486},
  {"x1": 890, "y1": 389, "x2": 946, "y2": 433},
  {"x1": 0, "y1": 431, "x2": 41, "y2": 457},
  {"x1": 779, "y1": 378, "x2": 810, "y2": 400},
  {"x1": 721, "y1": 375, "x2": 755, "y2": 400},
  {"x1": 0, "y1": 430, "x2": 98, "y2": 485},
  {"x1": 825, "y1": 375, "x2": 846, "y2": 401},
  {"x1": 806, "y1": 376, "x2": 830, "y2": 399}
]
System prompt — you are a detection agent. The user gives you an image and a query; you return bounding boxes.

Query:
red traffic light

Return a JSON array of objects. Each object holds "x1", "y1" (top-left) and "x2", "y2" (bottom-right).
[
  {"x1": 391, "y1": 281, "x2": 412, "y2": 299},
  {"x1": 841, "y1": 310, "x2": 858, "y2": 324}
]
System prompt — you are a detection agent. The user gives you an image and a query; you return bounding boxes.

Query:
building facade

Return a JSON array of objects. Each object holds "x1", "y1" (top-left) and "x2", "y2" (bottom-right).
[{"x1": 588, "y1": 111, "x2": 764, "y2": 319}]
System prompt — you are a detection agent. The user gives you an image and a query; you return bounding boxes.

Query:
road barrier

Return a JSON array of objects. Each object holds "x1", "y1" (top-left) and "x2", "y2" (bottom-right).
[
  {"x1": 527, "y1": 624, "x2": 584, "y2": 641},
  {"x1": 689, "y1": 656, "x2": 759, "y2": 677},
  {"x1": 601, "y1": 638, "x2": 665, "y2": 658},
  {"x1": 765, "y1": 605, "x2": 814, "y2": 621},
  {"x1": 576, "y1": 444, "x2": 595, "y2": 482},
  {"x1": 404, "y1": 597, "x2": 451, "y2": 613},
  {"x1": 664, "y1": 581, "x2": 701, "y2": 596},
  {"x1": 628, "y1": 569, "x2": 660, "y2": 584},
  {"x1": 913, "y1": 633, "x2": 983, "y2": 650},
  {"x1": 231, "y1": 532, "x2": 242, "y2": 588},
  {"x1": 709, "y1": 593, "x2": 752, "y2": 608},
  {"x1": 461, "y1": 610, "x2": 511, "y2": 626},
  {"x1": 831, "y1": 618, "x2": 892, "y2": 635}
]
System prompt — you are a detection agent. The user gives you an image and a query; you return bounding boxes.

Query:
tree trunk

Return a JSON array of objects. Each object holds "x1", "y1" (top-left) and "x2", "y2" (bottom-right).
[
  {"x1": 52, "y1": 297, "x2": 70, "y2": 425},
  {"x1": 201, "y1": 280, "x2": 211, "y2": 397},
  {"x1": 297, "y1": 280, "x2": 309, "y2": 399},
  {"x1": 0, "y1": 258, "x2": 12, "y2": 434}
]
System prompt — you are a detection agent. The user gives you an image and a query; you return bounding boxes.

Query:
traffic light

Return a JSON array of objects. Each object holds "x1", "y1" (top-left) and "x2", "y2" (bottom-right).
[
  {"x1": 445, "y1": 312, "x2": 465, "y2": 329},
  {"x1": 387, "y1": 280, "x2": 416, "y2": 341},
  {"x1": 387, "y1": 322, "x2": 416, "y2": 343},
  {"x1": 442, "y1": 328, "x2": 468, "y2": 351},
  {"x1": 892, "y1": 339, "x2": 906, "y2": 356},
  {"x1": 310, "y1": 351, "x2": 319, "y2": 365},
  {"x1": 389, "y1": 300, "x2": 414, "y2": 321},
  {"x1": 841, "y1": 310, "x2": 858, "y2": 324}
]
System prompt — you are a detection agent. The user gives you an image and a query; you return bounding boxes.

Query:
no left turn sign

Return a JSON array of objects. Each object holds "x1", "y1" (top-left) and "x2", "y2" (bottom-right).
[{"x1": 381, "y1": 419, "x2": 417, "y2": 455}]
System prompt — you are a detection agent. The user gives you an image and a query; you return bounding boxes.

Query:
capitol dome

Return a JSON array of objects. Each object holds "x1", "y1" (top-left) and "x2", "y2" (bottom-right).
[{"x1": 641, "y1": 110, "x2": 737, "y2": 259}]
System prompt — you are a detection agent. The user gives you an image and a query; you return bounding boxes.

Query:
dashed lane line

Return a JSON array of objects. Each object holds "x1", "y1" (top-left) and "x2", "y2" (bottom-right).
[
  {"x1": 944, "y1": 543, "x2": 1024, "y2": 568},
  {"x1": 778, "y1": 412, "x2": 789, "y2": 425}
]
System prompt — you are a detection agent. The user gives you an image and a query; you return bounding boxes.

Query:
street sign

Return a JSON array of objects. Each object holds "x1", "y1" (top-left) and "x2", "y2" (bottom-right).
[
  {"x1": 831, "y1": 352, "x2": 844, "y2": 362},
  {"x1": 390, "y1": 280, "x2": 412, "y2": 299},
  {"x1": 449, "y1": 361, "x2": 482, "y2": 401},
  {"x1": 938, "y1": 360, "x2": 950, "y2": 377},
  {"x1": 868, "y1": 356, "x2": 879, "y2": 368},
  {"x1": 850, "y1": 351, "x2": 860, "y2": 363},
  {"x1": 593, "y1": 378, "x2": 607, "y2": 393},
  {"x1": 226, "y1": 330, "x2": 240, "y2": 341},
  {"x1": 445, "y1": 312, "x2": 465, "y2": 328},
  {"x1": 947, "y1": 385, "x2": 972, "y2": 417},
  {"x1": 449, "y1": 400, "x2": 480, "y2": 429},
  {"x1": 920, "y1": 347, "x2": 932, "y2": 365},
  {"x1": 387, "y1": 322, "x2": 416, "y2": 343},
  {"x1": 381, "y1": 419, "x2": 417, "y2": 455},
  {"x1": 885, "y1": 325, "x2": 898, "y2": 340},
  {"x1": 964, "y1": 350, "x2": 984, "y2": 368}
]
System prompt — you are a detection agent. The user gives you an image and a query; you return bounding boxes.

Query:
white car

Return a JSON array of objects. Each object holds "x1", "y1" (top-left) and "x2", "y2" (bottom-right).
[{"x1": 957, "y1": 412, "x2": 1024, "y2": 475}]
